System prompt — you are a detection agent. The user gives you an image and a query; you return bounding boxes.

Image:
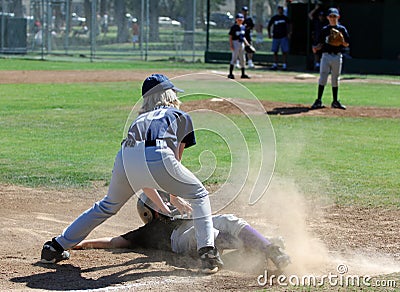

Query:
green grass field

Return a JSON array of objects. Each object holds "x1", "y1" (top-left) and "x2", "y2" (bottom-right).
[{"x1": 0, "y1": 60, "x2": 399, "y2": 208}]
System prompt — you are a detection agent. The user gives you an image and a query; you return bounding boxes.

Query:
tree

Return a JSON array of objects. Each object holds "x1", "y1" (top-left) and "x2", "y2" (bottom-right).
[
  {"x1": 100, "y1": 0, "x2": 108, "y2": 17},
  {"x1": 234, "y1": 0, "x2": 247, "y2": 15},
  {"x1": 114, "y1": 0, "x2": 129, "y2": 42},
  {"x1": 149, "y1": 0, "x2": 159, "y2": 42},
  {"x1": 183, "y1": 0, "x2": 195, "y2": 50},
  {"x1": 267, "y1": 0, "x2": 284, "y2": 18},
  {"x1": 12, "y1": 0, "x2": 23, "y2": 17}
]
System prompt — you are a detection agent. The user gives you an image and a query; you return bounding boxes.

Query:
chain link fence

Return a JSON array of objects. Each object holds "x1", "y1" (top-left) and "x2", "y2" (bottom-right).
[{"x1": 0, "y1": 0, "x2": 282, "y2": 62}]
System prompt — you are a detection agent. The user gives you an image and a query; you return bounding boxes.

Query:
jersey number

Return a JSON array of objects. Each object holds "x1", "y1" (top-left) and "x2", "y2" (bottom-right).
[{"x1": 134, "y1": 108, "x2": 168, "y2": 124}]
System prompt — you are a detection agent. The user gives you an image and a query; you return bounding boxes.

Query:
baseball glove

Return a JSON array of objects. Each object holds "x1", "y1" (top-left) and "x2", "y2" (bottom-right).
[
  {"x1": 245, "y1": 45, "x2": 256, "y2": 53},
  {"x1": 327, "y1": 28, "x2": 344, "y2": 46}
]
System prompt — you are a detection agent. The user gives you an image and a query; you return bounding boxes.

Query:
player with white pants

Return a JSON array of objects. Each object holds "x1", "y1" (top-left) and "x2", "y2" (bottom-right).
[
  {"x1": 41, "y1": 74, "x2": 223, "y2": 274},
  {"x1": 72, "y1": 194, "x2": 291, "y2": 271},
  {"x1": 228, "y1": 13, "x2": 250, "y2": 79},
  {"x1": 311, "y1": 7, "x2": 350, "y2": 110}
]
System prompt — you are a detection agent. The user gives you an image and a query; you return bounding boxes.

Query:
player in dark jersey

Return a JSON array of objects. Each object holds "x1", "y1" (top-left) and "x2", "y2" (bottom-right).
[
  {"x1": 73, "y1": 191, "x2": 291, "y2": 271},
  {"x1": 242, "y1": 6, "x2": 255, "y2": 68},
  {"x1": 308, "y1": 3, "x2": 328, "y2": 70},
  {"x1": 228, "y1": 13, "x2": 250, "y2": 79},
  {"x1": 311, "y1": 7, "x2": 350, "y2": 110},
  {"x1": 41, "y1": 74, "x2": 224, "y2": 274},
  {"x1": 267, "y1": 5, "x2": 291, "y2": 70}
]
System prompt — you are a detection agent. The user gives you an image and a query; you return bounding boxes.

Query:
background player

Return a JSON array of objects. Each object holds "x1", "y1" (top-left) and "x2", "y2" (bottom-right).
[
  {"x1": 242, "y1": 6, "x2": 255, "y2": 69},
  {"x1": 308, "y1": 2, "x2": 328, "y2": 71},
  {"x1": 267, "y1": 5, "x2": 291, "y2": 71},
  {"x1": 40, "y1": 74, "x2": 223, "y2": 274},
  {"x1": 311, "y1": 7, "x2": 350, "y2": 110},
  {"x1": 228, "y1": 13, "x2": 250, "y2": 79},
  {"x1": 73, "y1": 193, "x2": 291, "y2": 272}
]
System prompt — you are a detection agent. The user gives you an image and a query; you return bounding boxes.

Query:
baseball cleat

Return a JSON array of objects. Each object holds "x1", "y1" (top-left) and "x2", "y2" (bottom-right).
[
  {"x1": 311, "y1": 99, "x2": 324, "y2": 109},
  {"x1": 331, "y1": 100, "x2": 346, "y2": 110},
  {"x1": 266, "y1": 244, "x2": 291, "y2": 270},
  {"x1": 241, "y1": 74, "x2": 250, "y2": 79},
  {"x1": 199, "y1": 246, "x2": 224, "y2": 274},
  {"x1": 269, "y1": 236, "x2": 286, "y2": 250},
  {"x1": 41, "y1": 240, "x2": 70, "y2": 264},
  {"x1": 227, "y1": 74, "x2": 235, "y2": 79}
]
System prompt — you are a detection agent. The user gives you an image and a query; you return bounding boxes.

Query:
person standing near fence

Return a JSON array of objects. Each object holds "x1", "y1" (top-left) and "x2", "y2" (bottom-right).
[
  {"x1": 242, "y1": 6, "x2": 255, "y2": 68},
  {"x1": 228, "y1": 13, "x2": 250, "y2": 79},
  {"x1": 101, "y1": 13, "x2": 109, "y2": 37},
  {"x1": 132, "y1": 18, "x2": 140, "y2": 49},
  {"x1": 267, "y1": 5, "x2": 291, "y2": 71},
  {"x1": 308, "y1": 2, "x2": 328, "y2": 71}
]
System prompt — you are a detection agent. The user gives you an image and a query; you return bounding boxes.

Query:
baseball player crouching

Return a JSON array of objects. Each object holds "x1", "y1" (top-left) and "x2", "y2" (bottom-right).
[
  {"x1": 73, "y1": 193, "x2": 291, "y2": 272},
  {"x1": 41, "y1": 74, "x2": 223, "y2": 274}
]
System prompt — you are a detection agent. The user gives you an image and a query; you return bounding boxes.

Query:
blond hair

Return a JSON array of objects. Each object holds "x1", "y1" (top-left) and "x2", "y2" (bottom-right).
[{"x1": 139, "y1": 89, "x2": 181, "y2": 114}]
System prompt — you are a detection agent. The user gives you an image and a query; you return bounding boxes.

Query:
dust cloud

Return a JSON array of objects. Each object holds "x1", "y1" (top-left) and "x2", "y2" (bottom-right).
[{"x1": 229, "y1": 176, "x2": 400, "y2": 278}]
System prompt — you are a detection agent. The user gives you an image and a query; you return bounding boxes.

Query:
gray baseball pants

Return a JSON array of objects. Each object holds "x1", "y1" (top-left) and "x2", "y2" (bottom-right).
[
  {"x1": 56, "y1": 143, "x2": 214, "y2": 251},
  {"x1": 230, "y1": 40, "x2": 245, "y2": 68},
  {"x1": 319, "y1": 52, "x2": 342, "y2": 87}
]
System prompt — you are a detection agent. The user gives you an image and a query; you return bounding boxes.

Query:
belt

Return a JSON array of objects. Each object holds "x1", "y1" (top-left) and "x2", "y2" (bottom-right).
[
  {"x1": 323, "y1": 52, "x2": 342, "y2": 55},
  {"x1": 123, "y1": 139, "x2": 167, "y2": 148},
  {"x1": 145, "y1": 139, "x2": 167, "y2": 148}
]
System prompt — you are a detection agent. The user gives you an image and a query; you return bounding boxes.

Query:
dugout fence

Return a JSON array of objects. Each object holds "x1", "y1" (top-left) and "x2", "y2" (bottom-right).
[{"x1": 1, "y1": 0, "x2": 267, "y2": 62}]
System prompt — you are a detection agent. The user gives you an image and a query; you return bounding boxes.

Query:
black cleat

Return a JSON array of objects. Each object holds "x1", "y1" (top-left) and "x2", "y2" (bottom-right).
[
  {"x1": 331, "y1": 100, "x2": 346, "y2": 110},
  {"x1": 41, "y1": 240, "x2": 70, "y2": 264},
  {"x1": 241, "y1": 74, "x2": 250, "y2": 79},
  {"x1": 198, "y1": 246, "x2": 224, "y2": 274},
  {"x1": 227, "y1": 74, "x2": 235, "y2": 79},
  {"x1": 311, "y1": 99, "x2": 324, "y2": 109}
]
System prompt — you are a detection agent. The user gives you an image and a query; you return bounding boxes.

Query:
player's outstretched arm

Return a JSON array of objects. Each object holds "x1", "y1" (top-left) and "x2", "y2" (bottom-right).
[
  {"x1": 143, "y1": 188, "x2": 172, "y2": 215},
  {"x1": 73, "y1": 236, "x2": 130, "y2": 250}
]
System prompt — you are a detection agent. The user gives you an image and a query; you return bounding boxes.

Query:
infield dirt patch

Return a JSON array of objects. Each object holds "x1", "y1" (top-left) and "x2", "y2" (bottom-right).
[{"x1": 0, "y1": 69, "x2": 399, "y2": 291}]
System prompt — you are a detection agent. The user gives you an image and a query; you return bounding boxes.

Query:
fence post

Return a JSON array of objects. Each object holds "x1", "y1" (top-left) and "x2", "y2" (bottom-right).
[{"x1": 90, "y1": 0, "x2": 97, "y2": 62}]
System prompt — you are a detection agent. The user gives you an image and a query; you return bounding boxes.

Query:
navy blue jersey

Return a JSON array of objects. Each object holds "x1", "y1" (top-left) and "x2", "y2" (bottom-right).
[
  {"x1": 121, "y1": 217, "x2": 182, "y2": 251},
  {"x1": 229, "y1": 24, "x2": 246, "y2": 42},
  {"x1": 243, "y1": 17, "x2": 255, "y2": 41},
  {"x1": 319, "y1": 24, "x2": 350, "y2": 54},
  {"x1": 127, "y1": 107, "x2": 196, "y2": 153},
  {"x1": 267, "y1": 14, "x2": 290, "y2": 39}
]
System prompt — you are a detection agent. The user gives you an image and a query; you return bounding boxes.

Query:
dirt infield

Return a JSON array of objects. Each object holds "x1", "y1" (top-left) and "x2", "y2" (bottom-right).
[{"x1": 1, "y1": 69, "x2": 399, "y2": 291}]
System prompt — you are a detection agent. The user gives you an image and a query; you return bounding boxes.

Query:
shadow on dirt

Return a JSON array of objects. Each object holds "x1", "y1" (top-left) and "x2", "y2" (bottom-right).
[
  {"x1": 10, "y1": 248, "x2": 270, "y2": 290},
  {"x1": 10, "y1": 250, "x2": 200, "y2": 291},
  {"x1": 266, "y1": 106, "x2": 312, "y2": 115}
]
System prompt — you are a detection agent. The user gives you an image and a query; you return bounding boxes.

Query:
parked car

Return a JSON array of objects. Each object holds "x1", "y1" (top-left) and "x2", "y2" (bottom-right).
[
  {"x1": 158, "y1": 16, "x2": 181, "y2": 27},
  {"x1": 196, "y1": 18, "x2": 217, "y2": 28},
  {"x1": 210, "y1": 12, "x2": 234, "y2": 28}
]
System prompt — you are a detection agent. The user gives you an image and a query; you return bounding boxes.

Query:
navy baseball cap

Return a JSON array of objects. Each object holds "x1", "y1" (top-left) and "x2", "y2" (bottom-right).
[
  {"x1": 242, "y1": 6, "x2": 248, "y2": 11},
  {"x1": 142, "y1": 74, "x2": 184, "y2": 97},
  {"x1": 327, "y1": 8, "x2": 340, "y2": 16},
  {"x1": 236, "y1": 13, "x2": 244, "y2": 19}
]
